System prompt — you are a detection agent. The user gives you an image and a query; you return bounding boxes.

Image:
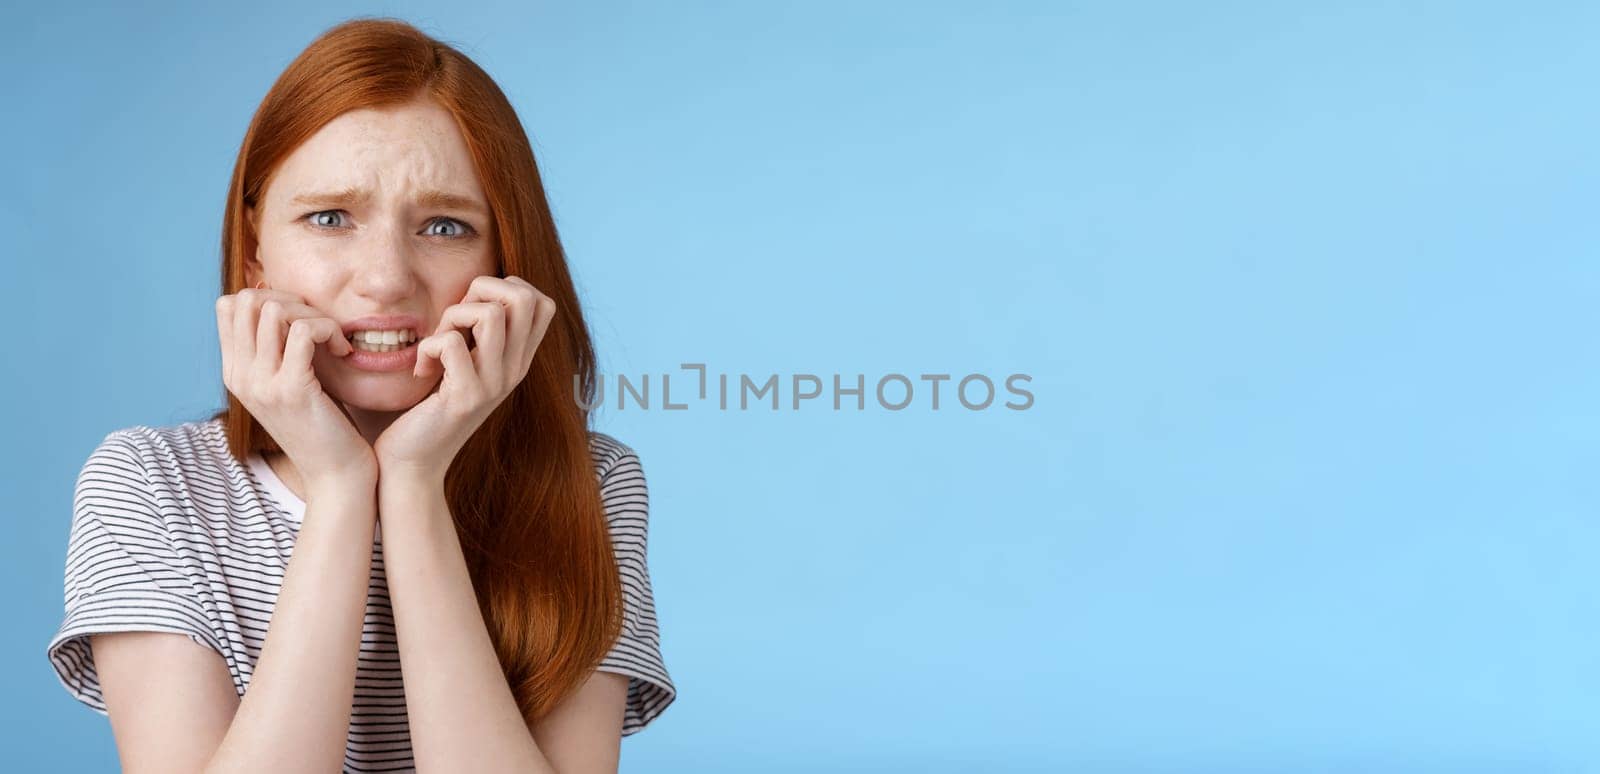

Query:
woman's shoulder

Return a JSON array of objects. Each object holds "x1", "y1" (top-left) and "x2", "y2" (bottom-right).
[
  {"x1": 586, "y1": 430, "x2": 643, "y2": 478},
  {"x1": 90, "y1": 415, "x2": 229, "y2": 460},
  {"x1": 82, "y1": 416, "x2": 240, "y2": 492},
  {"x1": 585, "y1": 431, "x2": 649, "y2": 519}
]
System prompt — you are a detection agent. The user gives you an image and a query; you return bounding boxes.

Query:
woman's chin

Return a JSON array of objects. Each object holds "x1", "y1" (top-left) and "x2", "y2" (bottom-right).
[{"x1": 327, "y1": 377, "x2": 432, "y2": 414}]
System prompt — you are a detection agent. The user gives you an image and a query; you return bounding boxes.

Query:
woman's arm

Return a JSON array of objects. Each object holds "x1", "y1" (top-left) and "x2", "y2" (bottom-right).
[
  {"x1": 370, "y1": 275, "x2": 628, "y2": 771},
  {"x1": 201, "y1": 476, "x2": 379, "y2": 772},
  {"x1": 91, "y1": 474, "x2": 377, "y2": 773},
  {"x1": 378, "y1": 477, "x2": 627, "y2": 774},
  {"x1": 90, "y1": 631, "x2": 240, "y2": 773},
  {"x1": 89, "y1": 288, "x2": 417, "y2": 770}
]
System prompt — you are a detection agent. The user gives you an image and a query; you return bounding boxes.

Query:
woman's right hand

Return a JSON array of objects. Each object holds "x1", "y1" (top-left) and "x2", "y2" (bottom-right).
[{"x1": 216, "y1": 288, "x2": 376, "y2": 490}]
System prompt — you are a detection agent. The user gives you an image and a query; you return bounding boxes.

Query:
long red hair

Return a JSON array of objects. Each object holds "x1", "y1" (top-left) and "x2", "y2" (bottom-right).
[{"x1": 209, "y1": 17, "x2": 621, "y2": 724}]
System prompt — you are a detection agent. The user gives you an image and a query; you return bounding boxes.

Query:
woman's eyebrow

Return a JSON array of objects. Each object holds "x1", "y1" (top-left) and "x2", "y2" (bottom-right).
[{"x1": 289, "y1": 187, "x2": 488, "y2": 217}]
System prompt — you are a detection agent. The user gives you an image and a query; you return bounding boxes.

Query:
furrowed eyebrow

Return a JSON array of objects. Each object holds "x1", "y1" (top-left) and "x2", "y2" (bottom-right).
[
  {"x1": 415, "y1": 190, "x2": 488, "y2": 216},
  {"x1": 290, "y1": 187, "x2": 488, "y2": 217},
  {"x1": 290, "y1": 187, "x2": 368, "y2": 209}
]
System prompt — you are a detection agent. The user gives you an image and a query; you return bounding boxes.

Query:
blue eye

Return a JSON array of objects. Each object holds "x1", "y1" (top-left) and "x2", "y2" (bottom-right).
[
  {"x1": 301, "y1": 211, "x2": 476, "y2": 238},
  {"x1": 306, "y1": 210, "x2": 347, "y2": 228},
  {"x1": 426, "y1": 217, "x2": 475, "y2": 238}
]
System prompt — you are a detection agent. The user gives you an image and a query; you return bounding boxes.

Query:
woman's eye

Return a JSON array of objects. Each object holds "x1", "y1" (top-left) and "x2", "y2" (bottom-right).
[
  {"x1": 301, "y1": 211, "x2": 474, "y2": 238},
  {"x1": 306, "y1": 210, "x2": 347, "y2": 228},
  {"x1": 426, "y1": 217, "x2": 474, "y2": 238}
]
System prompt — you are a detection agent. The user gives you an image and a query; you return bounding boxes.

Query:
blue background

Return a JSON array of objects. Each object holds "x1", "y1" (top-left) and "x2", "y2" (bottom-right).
[{"x1": 4, "y1": 1, "x2": 1597, "y2": 771}]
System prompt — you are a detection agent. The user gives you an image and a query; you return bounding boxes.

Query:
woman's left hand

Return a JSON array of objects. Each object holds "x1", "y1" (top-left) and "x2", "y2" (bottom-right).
[{"x1": 374, "y1": 274, "x2": 555, "y2": 485}]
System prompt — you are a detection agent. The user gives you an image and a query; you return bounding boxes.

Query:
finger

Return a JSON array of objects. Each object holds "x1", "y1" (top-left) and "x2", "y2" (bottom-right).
[
  {"x1": 216, "y1": 296, "x2": 235, "y2": 389},
  {"x1": 526, "y1": 294, "x2": 556, "y2": 371},
  {"x1": 436, "y1": 330, "x2": 479, "y2": 394},
  {"x1": 327, "y1": 321, "x2": 354, "y2": 356},
  {"x1": 461, "y1": 275, "x2": 534, "y2": 367},
  {"x1": 285, "y1": 317, "x2": 352, "y2": 373},
  {"x1": 433, "y1": 302, "x2": 505, "y2": 385},
  {"x1": 256, "y1": 300, "x2": 288, "y2": 372},
  {"x1": 414, "y1": 330, "x2": 478, "y2": 391},
  {"x1": 414, "y1": 331, "x2": 444, "y2": 380},
  {"x1": 232, "y1": 289, "x2": 262, "y2": 372},
  {"x1": 255, "y1": 297, "x2": 329, "y2": 372},
  {"x1": 504, "y1": 293, "x2": 556, "y2": 384}
]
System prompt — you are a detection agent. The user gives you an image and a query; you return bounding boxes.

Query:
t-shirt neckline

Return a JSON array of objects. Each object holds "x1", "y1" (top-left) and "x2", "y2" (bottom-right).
[{"x1": 246, "y1": 452, "x2": 307, "y2": 523}]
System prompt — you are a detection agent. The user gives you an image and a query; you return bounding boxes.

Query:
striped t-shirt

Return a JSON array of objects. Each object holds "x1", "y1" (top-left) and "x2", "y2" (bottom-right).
[{"x1": 46, "y1": 417, "x2": 675, "y2": 772}]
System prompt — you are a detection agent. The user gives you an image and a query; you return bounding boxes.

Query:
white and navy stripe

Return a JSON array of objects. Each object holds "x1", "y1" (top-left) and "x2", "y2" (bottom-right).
[{"x1": 46, "y1": 418, "x2": 675, "y2": 773}]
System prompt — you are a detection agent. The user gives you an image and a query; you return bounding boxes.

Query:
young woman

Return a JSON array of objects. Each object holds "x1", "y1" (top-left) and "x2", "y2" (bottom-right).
[{"x1": 45, "y1": 18, "x2": 675, "y2": 773}]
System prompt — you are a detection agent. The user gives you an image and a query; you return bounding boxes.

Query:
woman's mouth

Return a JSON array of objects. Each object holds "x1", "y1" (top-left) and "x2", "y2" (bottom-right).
[
  {"x1": 347, "y1": 328, "x2": 418, "y2": 352},
  {"x1": 343, "y1": 328, "x2": 420, "y2": 372}
]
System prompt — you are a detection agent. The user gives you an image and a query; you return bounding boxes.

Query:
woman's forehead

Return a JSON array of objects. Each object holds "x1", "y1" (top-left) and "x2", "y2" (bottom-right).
[{"x1": 270, "y1": 100, "x2": 485, "y2": 206}]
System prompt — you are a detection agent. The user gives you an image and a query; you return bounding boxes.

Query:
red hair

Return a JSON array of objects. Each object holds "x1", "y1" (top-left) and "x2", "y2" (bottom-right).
[{"x1": 210, "y1": 17, "x2": 621, "y2": 724}]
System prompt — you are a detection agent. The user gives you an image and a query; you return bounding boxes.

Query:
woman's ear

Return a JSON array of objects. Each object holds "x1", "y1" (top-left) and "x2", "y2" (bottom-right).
[{"x1": 242, "y1": 204, "x2": 263, "y2": 288}]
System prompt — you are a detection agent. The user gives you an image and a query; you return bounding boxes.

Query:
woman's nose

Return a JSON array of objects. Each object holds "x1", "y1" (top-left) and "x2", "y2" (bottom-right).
[{"x1": 349, "y1": 228, "x2": 418, "y2": 301}]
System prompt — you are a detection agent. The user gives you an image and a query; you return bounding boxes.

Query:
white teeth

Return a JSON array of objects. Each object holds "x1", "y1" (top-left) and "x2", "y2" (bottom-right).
[{"x1": 347, "y1": 329, "x2": 416, "y2": 352}]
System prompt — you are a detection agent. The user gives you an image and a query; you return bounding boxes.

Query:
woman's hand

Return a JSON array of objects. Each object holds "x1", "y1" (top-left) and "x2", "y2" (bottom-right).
[
  {"x1": 216, "y1": 288, "x2": 377, "y2": 490},
  {"x1": 372, "y1": 275, "x2": 555, "y2": 485}
]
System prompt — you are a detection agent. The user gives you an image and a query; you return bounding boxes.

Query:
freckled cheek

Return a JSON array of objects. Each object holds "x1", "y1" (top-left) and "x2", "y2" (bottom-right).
[
  {"x1": 417, "y1": 254, "x2": 492, "y2": 296},
  {"x1": 264, "y1": 231, "x2": 337, "y2": 274},
  {"x1": 262, "y1": 252, "x2": 346, "y2": 308}
]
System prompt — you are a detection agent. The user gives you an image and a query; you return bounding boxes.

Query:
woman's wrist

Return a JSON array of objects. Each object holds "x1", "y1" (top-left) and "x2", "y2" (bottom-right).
[
  {"x1": 376, "y1": 461, "x2": 449, "y2": 497},
  {"x1": 376, "y1": 469, "x2": 450, "y2": 529},
  {"x1": 301, "y1": 465, "x2": 380, "y2": 507}
]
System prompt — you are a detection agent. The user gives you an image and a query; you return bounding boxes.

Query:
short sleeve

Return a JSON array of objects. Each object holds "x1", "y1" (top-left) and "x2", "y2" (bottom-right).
[
  {"x1": 593, "y1": 445, "x2": 677, "y2": 735},
  {"x1": 45, "y1": 430, "x2": 225, "y2": 714}
]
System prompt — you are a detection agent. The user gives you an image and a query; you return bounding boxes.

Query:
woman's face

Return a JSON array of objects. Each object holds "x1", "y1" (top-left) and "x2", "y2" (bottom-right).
[{"x1": 246, "y1": 97, "x2": 495, "y2": 414}]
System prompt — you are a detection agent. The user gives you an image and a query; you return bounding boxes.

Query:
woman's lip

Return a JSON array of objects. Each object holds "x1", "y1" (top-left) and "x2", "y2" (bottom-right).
[{"x1": 342, "y1": 341, "x2": 420, "y2": 372}]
